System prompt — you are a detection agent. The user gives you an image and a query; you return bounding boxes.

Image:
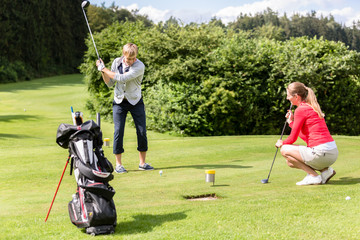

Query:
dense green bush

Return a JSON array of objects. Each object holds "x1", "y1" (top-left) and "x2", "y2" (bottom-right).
[
  {"x1": 0, "y1": 57, "x2": 31, "y2": 83},
  {"x1": 81, "y1": 22, "x2": 360, "y2": 136},
  {"x1": 139, "y1": 23, "x2": 226, "y2": 135},
  {"x1": 271, "y1": 37, "x2": 360, "y2": 135},
  {"x1": 205, "y1": 36, "x2": 360, "y2": 135}
]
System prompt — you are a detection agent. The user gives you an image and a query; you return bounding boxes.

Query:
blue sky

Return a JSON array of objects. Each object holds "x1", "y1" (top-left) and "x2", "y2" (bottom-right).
[{"x1": 91, "y1": 0, "x2": 360, "y2": 26}]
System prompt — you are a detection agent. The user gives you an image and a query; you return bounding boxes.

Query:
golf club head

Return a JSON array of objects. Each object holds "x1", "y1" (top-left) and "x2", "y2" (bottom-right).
[
  {"x1": 81, "y1": 1, "x2": 90, "y2": 8},
  {"x1": 80, "y1": 0, "x2": 101, "y2": 60},
  {"x1": 261, "y1": 179, "x2": 269, "y2": 184}
]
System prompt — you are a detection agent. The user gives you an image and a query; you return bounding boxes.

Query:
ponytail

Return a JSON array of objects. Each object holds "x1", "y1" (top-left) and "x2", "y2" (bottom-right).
[{"x1": 305, "y1": 87, "x2": 325, "y2": 119}]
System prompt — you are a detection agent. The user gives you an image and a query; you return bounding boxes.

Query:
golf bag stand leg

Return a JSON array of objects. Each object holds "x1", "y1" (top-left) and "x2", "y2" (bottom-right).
[{"x1": 45, "y1": 155, "x2": 71, "y2": 222}]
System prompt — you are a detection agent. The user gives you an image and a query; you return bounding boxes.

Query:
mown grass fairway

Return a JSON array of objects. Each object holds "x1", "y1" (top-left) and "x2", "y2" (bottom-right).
[{"x1": 1, "y1": 75, "x2": 360, "y2": 239}]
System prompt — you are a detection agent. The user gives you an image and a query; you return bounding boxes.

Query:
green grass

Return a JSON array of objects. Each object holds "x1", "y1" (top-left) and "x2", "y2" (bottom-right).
[{"x1": 1, "y1": 74, "x2": 360, "y2": 239}]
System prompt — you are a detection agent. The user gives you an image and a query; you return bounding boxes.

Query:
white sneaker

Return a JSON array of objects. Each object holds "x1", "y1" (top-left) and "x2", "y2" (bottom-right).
[
  {"x1": 296, "y1": 174, "x2": 322, "y2": 186},
  {"x1": 321, "y1": 167, "x2": 336, "y2": 184}
]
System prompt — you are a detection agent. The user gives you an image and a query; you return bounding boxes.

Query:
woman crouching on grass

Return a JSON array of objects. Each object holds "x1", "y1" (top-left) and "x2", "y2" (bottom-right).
[{"x1": 275, "y1": 82, "x2": 339, "y2": 186}]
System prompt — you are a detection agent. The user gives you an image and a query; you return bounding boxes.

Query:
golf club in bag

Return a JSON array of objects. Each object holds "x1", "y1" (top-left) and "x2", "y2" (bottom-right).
[
  {"x1": 261, "y1": 103, "x2": 293, "y2": 184},
  {"x1": 55, "y1": 109, "x2": 117, "y2": 235},
  {"x1": 81, "y1": 1, "x2": 101, "y2": 60}
]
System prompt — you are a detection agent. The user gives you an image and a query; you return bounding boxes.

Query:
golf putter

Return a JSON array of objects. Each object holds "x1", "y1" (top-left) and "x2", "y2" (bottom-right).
[{"x1": 261, "y1": 103, "x2": 293, "y2": 184}]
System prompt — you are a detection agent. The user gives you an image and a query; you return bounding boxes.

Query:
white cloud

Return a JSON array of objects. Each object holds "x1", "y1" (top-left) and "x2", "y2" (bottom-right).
[
  {"x1": 120, "y1": 4, "x2": 171, "y2": 23},
  {"x1": 120, "y1": 3, "x2": 139, "y2": 12},
  {"x1": 214, "y1": 0, "x2": 319, "y2": 24},
  {"x1": 170, "y1": 9, "x2": 212, "y2": 24},
  {"x1": 123, "y1": 5, "x2": 212, "y2": 24},
  {"x1": 213, "y1": 0, "x2": 302, "y2": 24},
  {"x1": 138, "y1": 6, "x2": 172, "y2": 23},
  {"x1": 118, "y1": 1, "x2": 359, "y2": 27},
  {"x1": 315, "y1": 7, "x2": 353, "y2": 25},
  {"x1": 213, "y1": 0, "x2": 359, "y2": 26},
  {"x1": 346, "y1": 13, "x2": 360, "y2": 26}
]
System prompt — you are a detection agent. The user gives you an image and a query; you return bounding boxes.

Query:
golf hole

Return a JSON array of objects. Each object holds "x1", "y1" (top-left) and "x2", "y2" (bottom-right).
[{"x1": 183, "y1": 193, "x2": 218, "y2": 201}]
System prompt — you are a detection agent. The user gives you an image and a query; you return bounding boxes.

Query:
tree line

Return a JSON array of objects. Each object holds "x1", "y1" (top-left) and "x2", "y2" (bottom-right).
[
  {"x1": 0, "y1": 0, "x2": 88, "y2": 82},
  {"x1": 86, "y1": 6, "x2": 360, "y2": 53},
  {"x1": 1, "y1": 2, "x2": 360, "y2": 83},
  {"x1": 227, "y1": 8, "x2": 360, "y2": 51}
]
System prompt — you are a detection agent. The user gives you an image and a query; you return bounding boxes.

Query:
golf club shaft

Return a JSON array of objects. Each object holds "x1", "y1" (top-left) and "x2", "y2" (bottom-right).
[
  {"x1": 266, "y1": 148, "x2": 279, "y2": 179},
  {"x1": 81, "y1": 7, "x2": 100, "y2": 60},
  {"x1": 266, "y1": 103, "x2": 293, "y2": 180},
  {"x1": 279, "y1": 103, "x2": 292, "y2": 140},
  {"x1": 96, "y1": 112, "x2": 101, "y2": 128}
]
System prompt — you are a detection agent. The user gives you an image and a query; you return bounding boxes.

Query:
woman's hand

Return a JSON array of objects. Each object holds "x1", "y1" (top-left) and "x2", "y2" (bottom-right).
[
  {"x1": 275, "y1": 139, "x2": 283, "y2": 148},
  {"x1": 285, "y1": 110, "x2": 293, "y2": 124}
]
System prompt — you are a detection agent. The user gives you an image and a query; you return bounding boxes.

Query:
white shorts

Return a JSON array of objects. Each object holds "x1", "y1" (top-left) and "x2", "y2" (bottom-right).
[{"x1": 282, "y1": 144, "x2": 338, "y2": 170}]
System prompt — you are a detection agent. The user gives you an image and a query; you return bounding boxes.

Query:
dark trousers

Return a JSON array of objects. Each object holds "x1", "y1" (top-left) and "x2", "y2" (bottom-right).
[{"x1": 112, "y1": 98, "x2": 148, "y2": 154}]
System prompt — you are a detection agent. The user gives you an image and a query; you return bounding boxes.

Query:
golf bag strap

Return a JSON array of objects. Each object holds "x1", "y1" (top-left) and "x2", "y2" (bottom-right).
[{"x1": 70, "y1": 155, "x2": 74, "y2": 176}]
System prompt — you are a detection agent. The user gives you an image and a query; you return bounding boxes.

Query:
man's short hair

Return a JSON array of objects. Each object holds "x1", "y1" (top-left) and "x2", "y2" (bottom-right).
[{"x1": 123, "y1": 43, "x2": 138, "y2": 58}]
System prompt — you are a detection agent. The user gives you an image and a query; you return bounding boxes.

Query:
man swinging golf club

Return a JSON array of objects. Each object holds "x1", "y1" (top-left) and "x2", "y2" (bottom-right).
[
  {"x1": 96, "y1": 43, "x2": 154, "y2": 173},
  {"x1": 275, "y1": 82, "x2": 338, "y2": 185}
]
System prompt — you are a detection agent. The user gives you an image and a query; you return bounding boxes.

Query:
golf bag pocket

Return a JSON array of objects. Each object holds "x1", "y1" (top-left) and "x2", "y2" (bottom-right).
[
  {"x1": 68, "y1": 187, "x2": 117, "y2": 228},
  {"x1": 68, "y1": 187, "x2": 89, "y2": 228},
  {"x1": 82, "y1": 181, "x2": 115, "y2": 201}
]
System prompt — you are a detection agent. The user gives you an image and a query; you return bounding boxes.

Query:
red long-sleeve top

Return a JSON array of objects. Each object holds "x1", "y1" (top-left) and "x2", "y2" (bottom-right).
[{"x1": 283, "y1": 103, "x2": 334, "y2": 148}]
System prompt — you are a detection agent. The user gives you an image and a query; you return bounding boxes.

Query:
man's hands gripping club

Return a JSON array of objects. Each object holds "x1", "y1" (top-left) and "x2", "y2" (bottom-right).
[
  {"x1": 96, "y1": 59, "x2": 115, "y2": 84},
  {"x1": 96, "y1": 59, "x2": 105, "y2": 71}
]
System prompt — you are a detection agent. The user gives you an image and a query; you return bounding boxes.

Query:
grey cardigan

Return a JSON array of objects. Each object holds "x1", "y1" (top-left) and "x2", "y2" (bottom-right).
[{"x1": 106, "y1": 57, "x2": 145, "y2": 105}]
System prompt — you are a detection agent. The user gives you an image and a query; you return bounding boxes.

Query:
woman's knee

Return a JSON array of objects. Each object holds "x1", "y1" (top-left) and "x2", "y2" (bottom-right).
[
  {"x1": 280, "y1": 145, "x2": 296, "y2": 156},
  {"x1": 286, "y1": 159, "x2": 295, "y2": 168},
  {"x1": 280, "y1": 147, "x2": 288, "y2": 157}
]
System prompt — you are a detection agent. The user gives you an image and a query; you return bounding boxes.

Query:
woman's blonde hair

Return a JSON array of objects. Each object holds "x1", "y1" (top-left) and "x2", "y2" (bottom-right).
[
  {"x1": 287, "y1": 82, "x2": 325, "y2": 118},
  {"x1": 122, "y1": 43, "x2": 138, "y2": 58}
]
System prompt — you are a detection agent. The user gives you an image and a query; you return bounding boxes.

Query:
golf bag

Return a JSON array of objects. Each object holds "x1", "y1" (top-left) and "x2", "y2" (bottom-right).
[{"x1": 56, "y1": 120, "x2": 117, "y2": 235}]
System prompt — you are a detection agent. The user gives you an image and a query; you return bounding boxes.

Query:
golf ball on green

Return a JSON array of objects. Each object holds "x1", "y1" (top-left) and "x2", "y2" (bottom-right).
[{"x1": 346, "y1": 196, "x2": 351, "y2": 200}]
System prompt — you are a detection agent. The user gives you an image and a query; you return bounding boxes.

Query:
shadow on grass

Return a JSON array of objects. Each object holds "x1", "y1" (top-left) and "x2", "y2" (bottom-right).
[
  {"x1": 210, "y1": 184, "x2": 230, "y2": 187},
  {"x1": 160, "y1": 163, "x2": 252, "y2": 170},
  {"x1": 0, "y1": 114, "x2": 39, "y2": 122},
  {"x1": 0, "y1": 74, "x2": 83, "y2": 92},
  {"x1": 115, "y1": 211, "x2": 187, "y2": 235},
  {"x1": 0, "y1": 133, "x2": 33, "y2": 139},
  {"x1": 328, "y1": 177, "x2": 360, "y2": 185}
]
